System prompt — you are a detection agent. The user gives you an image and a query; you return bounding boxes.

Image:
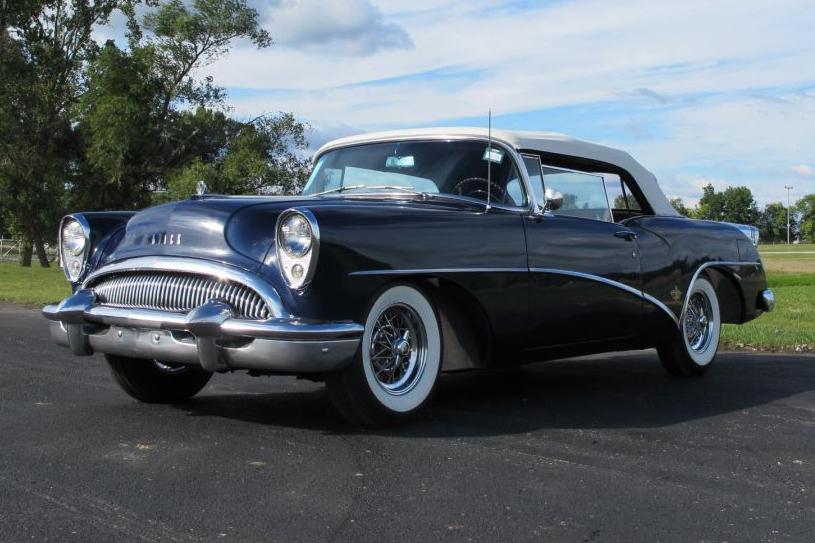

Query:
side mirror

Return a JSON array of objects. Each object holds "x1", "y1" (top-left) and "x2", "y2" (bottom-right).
[{"x1": 544, "y1": 188, "x2": 564, "y2": 211}]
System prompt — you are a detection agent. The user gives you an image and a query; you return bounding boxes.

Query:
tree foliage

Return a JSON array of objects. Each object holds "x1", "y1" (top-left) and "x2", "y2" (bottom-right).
[
  {"x1": 796, "y1": 194, "x2": 815, "y2": 243},
  {"x1": 669, "y1": 197, "x2": 690, "y2": 217},
  {"x1": 0, "y1": 0, "x2": 132, "y2": 266},
  {"x1": 1, "y1": 0, "x2": 311, "y2": 267},
  {"x1": 758, "y1": 202, "x2": 795, "y2": 243},
  {"x1": 693, "y1": 184, "x2": 760, "y2": 225}
]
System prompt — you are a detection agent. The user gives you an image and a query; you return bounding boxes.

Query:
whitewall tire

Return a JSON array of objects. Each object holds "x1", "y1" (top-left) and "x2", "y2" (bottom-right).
[
  {"x1": 326, "y1": 284, "x2": 441, "y2": 426},
  {"x1": 658, "y1": 276, "x2": 721, "y2": 377}
]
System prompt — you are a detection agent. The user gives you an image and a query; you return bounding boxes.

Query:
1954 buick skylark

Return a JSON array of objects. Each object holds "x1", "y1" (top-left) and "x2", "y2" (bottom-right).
[{"x1": 43, "y1": 128, "x2": 774, "y2": 426}]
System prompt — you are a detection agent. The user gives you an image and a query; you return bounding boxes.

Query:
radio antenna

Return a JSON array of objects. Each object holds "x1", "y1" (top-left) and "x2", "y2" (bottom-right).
[{"x1": 486, "y1": 108, "x2": 492, "y2": 212}]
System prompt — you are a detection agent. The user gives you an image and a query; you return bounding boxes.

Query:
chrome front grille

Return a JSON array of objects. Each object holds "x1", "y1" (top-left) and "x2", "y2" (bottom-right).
[{"x1": 89, "y1": 271, "x2": 271, "y2": 320}]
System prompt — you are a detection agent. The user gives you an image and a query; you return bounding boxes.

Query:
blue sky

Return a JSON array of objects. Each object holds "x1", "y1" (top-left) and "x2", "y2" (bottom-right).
[{"x1": 103, "y1": 0, "x2": 815, "y2": 207}]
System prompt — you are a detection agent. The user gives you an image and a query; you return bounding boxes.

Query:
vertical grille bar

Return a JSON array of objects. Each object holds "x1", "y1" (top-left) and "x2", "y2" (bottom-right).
[{"x1": 89, "y1": 271, "x2": 271, "y2": 319}]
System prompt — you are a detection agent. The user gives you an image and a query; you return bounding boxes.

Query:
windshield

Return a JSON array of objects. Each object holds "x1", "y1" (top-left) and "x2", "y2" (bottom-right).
[{"x1": 302, "y1": 140, "x2": 527, "y2": 207}]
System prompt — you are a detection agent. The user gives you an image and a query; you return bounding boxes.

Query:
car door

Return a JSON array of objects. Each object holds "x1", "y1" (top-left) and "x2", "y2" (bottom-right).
[{"x1": 520, "y1": 155, "x2": 643, "y2": 350}]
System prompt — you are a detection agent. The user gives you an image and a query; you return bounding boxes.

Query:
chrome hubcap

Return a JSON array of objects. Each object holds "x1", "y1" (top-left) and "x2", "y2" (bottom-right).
[
  {"x1": 684, "y1": 292, "x2": 713, "y2": 353},
  {"x1": 368, "y1": 304, "x2": 427, "y2": 395}
]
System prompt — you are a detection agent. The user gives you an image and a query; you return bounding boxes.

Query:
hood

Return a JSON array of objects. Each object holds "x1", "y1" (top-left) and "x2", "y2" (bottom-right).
[
  {"x1": 104, "y1": 196, "x2": 312, "y2": 271},
  {"x1": 101, "y1": 193, "x2": 483, "y2": 271}
]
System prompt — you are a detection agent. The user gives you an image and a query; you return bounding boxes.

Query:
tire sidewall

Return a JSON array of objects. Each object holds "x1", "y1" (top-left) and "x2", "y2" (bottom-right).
[
  {"x1": 360, "y1": 284, "x2": 442, "y2": 414},
  {"x1": 683, "y1": 277, "x2": 721, "y2": 367}
]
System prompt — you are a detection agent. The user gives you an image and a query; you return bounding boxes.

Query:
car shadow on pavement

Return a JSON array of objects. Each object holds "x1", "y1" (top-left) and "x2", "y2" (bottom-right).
[{"x1": 174, "y1": 351, "x2": 815, "y2": 436}]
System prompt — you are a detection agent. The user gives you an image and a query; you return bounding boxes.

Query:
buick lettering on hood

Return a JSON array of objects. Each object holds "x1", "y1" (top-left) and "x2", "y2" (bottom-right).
[{"x1": 43, "y1": 128, "x2": 774, "y2": 427}]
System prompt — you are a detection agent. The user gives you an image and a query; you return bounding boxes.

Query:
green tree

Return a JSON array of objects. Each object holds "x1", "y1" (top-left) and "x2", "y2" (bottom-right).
[
  {"x1": 695, "y1": 184, "x2": 759, "y2": 224},
  {"x1": 758, "y1": 202, "x2": 795, "y2": 243},
  {"x1": 796, "y1": 194, "x2": 815, "y2": 243},
  {"x1": 165, "y1": 112, "x2": 311, "y2": 200},
  {"x1": 74, "y1": 0, "x2": 272, "y2": 210},
  {"x1": 695, "y1": 184, "x2": 724, "y2": 220},
  {"x1": 0, "y1": 0, "x2": 135, "y2": 266},
  {"x1": 670, "y1": 197, "x2": 691, "y2": 217}
]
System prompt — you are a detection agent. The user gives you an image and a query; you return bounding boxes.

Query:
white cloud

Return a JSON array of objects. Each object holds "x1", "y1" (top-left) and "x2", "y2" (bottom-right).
[
  {"x1": 261, "y1": 0, "x2": 413, "y2": 56},
  {"x1": 791, "y1": 164, "x2": 815, "y2": 178},
  {"x1": 89, "y1": 0, "x2": 815, "y2": 206}
]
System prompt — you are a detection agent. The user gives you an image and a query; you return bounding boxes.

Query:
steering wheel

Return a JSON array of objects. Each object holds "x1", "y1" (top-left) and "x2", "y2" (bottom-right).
[{"x1": 450, "y1": 177, "x2": 506, "y2": 204}]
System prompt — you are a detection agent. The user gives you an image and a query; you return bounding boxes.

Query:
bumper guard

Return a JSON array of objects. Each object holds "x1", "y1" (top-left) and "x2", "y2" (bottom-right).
[{"x1": 43, "y1": 289, "x2": 363, "y2": 373}]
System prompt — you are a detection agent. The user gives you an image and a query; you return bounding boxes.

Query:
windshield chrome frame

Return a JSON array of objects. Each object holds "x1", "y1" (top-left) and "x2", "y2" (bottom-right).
[{"x1": 308, "y1": 136, "x2": 539, "y2": 214}]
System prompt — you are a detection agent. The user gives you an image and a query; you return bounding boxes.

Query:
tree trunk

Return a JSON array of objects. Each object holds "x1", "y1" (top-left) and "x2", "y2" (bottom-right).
[
  {"x1": 18, "y1": 237, "x2": 33, "y2": 267},
  {"x1": 34, "y1": 235, "x2": 50, "y2": 268}
]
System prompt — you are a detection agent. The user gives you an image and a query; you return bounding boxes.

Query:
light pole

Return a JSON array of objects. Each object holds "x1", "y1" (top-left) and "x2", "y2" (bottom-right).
[{"x1": 784, "y1": 185, "x2": 793, "y2": 244}]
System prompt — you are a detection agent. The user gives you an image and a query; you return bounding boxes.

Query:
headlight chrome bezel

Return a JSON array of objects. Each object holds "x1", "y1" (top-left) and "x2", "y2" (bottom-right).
[
  {"x1": 59, "y1": 215, "x2": 91, "y2": 283},
  {"x1": 275, "y1": 208, "x2": 320, "y2": 290},
  {"x1": 279, "y1": 213, "x2": 314, "y2": 257},
  {"x1": 62, "y1": 219, "x2": 87, "y2": 256}
]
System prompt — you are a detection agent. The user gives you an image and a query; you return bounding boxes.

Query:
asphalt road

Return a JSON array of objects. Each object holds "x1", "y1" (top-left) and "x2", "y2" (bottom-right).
[{"x1": 2, "y1": 304, "x2": 814, "y2": 543}]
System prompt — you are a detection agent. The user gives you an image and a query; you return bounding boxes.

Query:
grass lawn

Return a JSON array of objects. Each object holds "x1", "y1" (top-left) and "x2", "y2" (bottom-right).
[
  {"x1": 0, "y1": 263, "x2": 70, "y2": 306},
  {"x1": 1, "y1": 245, "x2": 813, "y2": 351},
  {"x1": 721, "y1": 272, "x2": 815, "y2": 352},
  {"x1": 756, "y1": 243, "x2": 815, "y2": 274}
]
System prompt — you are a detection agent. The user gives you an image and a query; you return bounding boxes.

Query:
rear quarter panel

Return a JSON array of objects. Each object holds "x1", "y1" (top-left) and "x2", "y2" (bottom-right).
[{"x1": 629, "y1": 216, "x2": 767, "y2": 333}]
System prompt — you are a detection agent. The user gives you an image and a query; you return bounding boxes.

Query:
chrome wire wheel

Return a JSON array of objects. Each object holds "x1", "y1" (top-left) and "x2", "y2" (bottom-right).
[
  {"x1": 368, "y1": 303, "x2": 428, "y2": 395},
  {"x1": 684, "y1": 291, "x2": 713, "y2": 354}
]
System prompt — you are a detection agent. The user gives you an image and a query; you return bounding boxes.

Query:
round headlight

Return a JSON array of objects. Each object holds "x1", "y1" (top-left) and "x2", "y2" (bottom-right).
[
  {"x1": 279, "y1": 213, "x2": 313, "y2": 257},
  {"x1": 62, "y1": 220, "x2": 86, "y2": 256}
]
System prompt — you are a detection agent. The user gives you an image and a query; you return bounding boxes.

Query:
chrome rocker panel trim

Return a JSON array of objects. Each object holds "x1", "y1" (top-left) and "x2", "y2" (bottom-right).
[{"x1": 43, "y1": 290, "x2": 363, "y2": 374}]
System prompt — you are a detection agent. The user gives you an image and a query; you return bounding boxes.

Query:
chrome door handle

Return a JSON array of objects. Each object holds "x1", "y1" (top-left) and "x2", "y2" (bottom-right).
[{"x1": 614, "y1": 230, "x2": 637, "y2": 241}]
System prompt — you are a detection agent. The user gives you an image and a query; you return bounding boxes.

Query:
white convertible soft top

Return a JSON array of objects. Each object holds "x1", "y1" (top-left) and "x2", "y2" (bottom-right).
[{"x1": 316, "y1": 127, "x2": 678, "y2": 216}]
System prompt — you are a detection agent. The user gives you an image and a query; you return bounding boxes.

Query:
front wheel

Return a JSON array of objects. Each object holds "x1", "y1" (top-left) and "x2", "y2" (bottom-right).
[
  {"x1": 106, "y1": 355, "x2": 212, "y2": 403},
  {"x1": 658, "y1": 276, "x2": 721, "y2": 377},
  {"x1": 325, "y1": 284, "x2": 442, "y2": 427}
]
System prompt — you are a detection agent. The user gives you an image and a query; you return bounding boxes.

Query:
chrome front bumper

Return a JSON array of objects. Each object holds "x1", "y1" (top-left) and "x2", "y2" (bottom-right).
[
  {"x1": 759, "y1": 288, "x2": 775, "y2": 313},
  {"x1": 43, "y1": 289, "x2": 363, "y2": 373}
]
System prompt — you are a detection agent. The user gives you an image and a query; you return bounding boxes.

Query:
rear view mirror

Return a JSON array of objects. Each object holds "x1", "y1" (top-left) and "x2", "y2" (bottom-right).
[{"x1": 545, "y1": 188, "x2": 564, "y2": 211}]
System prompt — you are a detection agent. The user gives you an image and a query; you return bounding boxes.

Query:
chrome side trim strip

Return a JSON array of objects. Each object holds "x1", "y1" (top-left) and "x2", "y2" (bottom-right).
[
  {"x1": 348, "y1": 261, "x2": 763, "y2": 329},
  {"x1": 349, "y1": 268, "x2": 528, "y2": 276},
  {"x1": 81, "y1": 256, "x2": 287, "y2": 318},
  {"x1": 530, "y1": 267, "x2": 679, "y2": 326}
]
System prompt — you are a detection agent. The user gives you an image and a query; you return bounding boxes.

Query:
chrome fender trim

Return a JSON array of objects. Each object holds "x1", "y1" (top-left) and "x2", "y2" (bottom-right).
[{"x1": 681, "y1": 261, "x2": 762, "y2": 325}]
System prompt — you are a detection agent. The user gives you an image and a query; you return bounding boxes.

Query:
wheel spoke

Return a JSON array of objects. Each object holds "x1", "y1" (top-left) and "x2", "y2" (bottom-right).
[{"x1": 366, "y1": 303, "x2": 428, "y2": 395}]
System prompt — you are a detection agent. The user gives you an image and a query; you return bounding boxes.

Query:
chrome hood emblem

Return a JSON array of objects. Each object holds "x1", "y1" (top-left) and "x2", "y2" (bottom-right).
[{"x1": 149, "y1": 232, "x2": 182, "y2": 246}]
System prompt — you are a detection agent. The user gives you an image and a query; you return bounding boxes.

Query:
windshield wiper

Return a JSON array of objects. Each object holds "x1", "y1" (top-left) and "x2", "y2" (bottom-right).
[{"x1": 313, "y1": 184, "x2": 426, "y2": 197}]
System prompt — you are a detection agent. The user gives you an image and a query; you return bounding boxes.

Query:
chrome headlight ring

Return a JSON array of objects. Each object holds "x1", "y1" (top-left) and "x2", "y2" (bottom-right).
[
  {"x1": 59, "y1": 214, "x2": 91, "y2": 283},
  {"x1": 275, "y1": 208, "x2": 320, "y2": 290}
]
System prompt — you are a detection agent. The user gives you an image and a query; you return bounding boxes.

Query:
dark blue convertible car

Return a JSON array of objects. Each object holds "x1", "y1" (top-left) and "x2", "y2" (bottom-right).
[{"x1": 43, "y1": 128, "x2": 774, "y2": 426}]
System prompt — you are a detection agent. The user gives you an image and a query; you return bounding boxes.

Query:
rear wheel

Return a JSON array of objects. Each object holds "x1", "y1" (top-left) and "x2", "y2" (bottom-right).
[
  {"x1": 658, "y1": 276, "x2": 721, "y2": 377},
  {"x1": 106, "y1": 355, "x2": 212, "y2": 403},
  {"x1": 325, "y1": 284, "x2": 442, "y2": 427}
]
